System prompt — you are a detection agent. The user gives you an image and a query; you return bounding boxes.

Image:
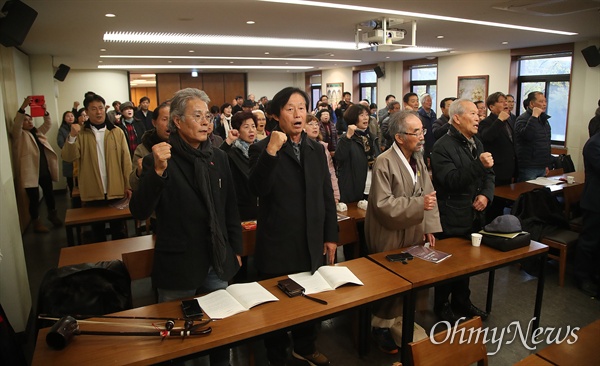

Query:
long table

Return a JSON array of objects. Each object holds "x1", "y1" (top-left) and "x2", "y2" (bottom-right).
[
  {"x1": 65, "y1": 206, "x2": 133, "y2": 246},
  {"x1": 368, "y1": 238, "x2": 549, "y2": 365},
  {"x1": 58, "y1": 235, "x2": 155, "y2": 267},
  {"x1": 494, "y1": 171, "x2": 585, "y2": 201},
  {"x1": 32, "y1": 257, "x2": 411, "y2": 365}
]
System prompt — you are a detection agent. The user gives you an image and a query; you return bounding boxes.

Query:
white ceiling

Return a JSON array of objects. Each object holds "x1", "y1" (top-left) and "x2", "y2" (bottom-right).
[{"x1": 13, "y1": 0, "x2": 600, "y2": 75}]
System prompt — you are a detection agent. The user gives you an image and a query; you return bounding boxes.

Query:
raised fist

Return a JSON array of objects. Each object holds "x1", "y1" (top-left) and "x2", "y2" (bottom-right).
[
  {"x1": 69, "y1": 123, "x2": 81, "y2": 137},
  {"x1": 346, "y1": 124, "x2": 357, "y2": 139},
  {"x1": 152, "y1": 142, "x2": 172, "y2": 176},
  {"x1": 479, "y1": 152, "x2": 494, "y2": 169},
  {"x1": 226, "y1": 129, "x2": 239, "y2": 145},
  {"x1": 498, "y1": 111, "x2": 510, "y2": 122},
  {"x1": 266, "y1": 131, "x2": 287, "y2": 156},
  {"x1": 423, "y1": 191, "x2": 437, "y2": 211},
  {"x1": 532, "y1": 107, "x2": 543, "y2": 118}
]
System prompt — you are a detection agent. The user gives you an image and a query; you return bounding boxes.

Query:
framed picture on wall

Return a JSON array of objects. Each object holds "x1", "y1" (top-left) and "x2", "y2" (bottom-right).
[
  {"x1": 326, "y1": 82, "x2": 344, "y2": 107},
  {"x1": 457, "y1": 75, "x2": 489, "y2": 102}
]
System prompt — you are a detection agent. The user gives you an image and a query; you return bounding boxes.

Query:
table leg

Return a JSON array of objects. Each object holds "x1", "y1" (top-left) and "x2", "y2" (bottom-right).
[
  {"x1": 401, "y1": 290, "x2": 415, "y2": 366},
  {"x1": 532, "y1": 253, "x2": 547, "y2": 333},
  {"x1": 486, "y1": 270, "x2": 495, "y2": 313},
  {"x1": 358, "y1": 305, "x2": 370, "y2": 357},
  {"x1": 66, "y1": 225, "x2": 74, "y2": 247}
]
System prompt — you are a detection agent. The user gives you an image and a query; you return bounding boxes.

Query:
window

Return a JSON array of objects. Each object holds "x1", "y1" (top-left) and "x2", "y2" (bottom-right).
[
  {"x1": 358, "y1": 70, "x2": 377, "y2": 104},
  {"x1": 516, "y1": 53, "x2": 572, "y2": 144},
  {"x1": 410, "y1": 65, "x2": 437, "y2": 111}
]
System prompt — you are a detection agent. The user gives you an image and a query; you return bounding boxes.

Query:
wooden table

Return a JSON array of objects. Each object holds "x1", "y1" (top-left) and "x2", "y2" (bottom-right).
[
  {"x1": 65, "y1": 206, "x2": 133, "y2": 246},
  {"x1": 58, "y1": 235, "x2": 155, "y2": 267},
  {"x1": 494, "y1": 171, "x2": 585, "y2": 201},
  {"x1": 340, "y1": 202, "x2": 366, "y2": 222},
  {"x1": 536, "y1": 319, "x2": 600, "y2": 366},
  {"x1": 369, "y1": 238, "x2": 549, "y2": 365},
  {"x1": 32, "y1": 257, "x2": 411, "y2": 365}
]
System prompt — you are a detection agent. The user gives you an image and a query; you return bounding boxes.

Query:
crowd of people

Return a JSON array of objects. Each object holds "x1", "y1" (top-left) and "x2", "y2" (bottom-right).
[{"x1": 11, "y1": 85, "x2": 599, "y2": 365}]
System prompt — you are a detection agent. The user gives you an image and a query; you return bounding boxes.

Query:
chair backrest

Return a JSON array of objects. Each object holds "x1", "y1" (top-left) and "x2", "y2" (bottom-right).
[
  {"x1": 562, "y1": 183, "x2": 584, "y2": 220},
  {"x1": 121, "y1": 248, "x2": 154, "y2": 280},
  {"x1": 409, "y1": 316, "x2": 488, "y2": 366}
]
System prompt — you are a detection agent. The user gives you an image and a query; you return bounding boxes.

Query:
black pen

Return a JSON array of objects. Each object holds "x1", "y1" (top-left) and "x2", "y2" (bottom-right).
[{"x1": 302, "y1": 293, "x2": 328, "y2": 305}]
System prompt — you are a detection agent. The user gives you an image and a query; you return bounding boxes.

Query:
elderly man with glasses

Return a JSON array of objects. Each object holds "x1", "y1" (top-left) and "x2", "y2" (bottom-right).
[
  {"x1": 365, "y1": 110, "x2": 442, "y2": 354},
  {"x1": 130, "y1": 88, "x2": 242, "y2": 366}
]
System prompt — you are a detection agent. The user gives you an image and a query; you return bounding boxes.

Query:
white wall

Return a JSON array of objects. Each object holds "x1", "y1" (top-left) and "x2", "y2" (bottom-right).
[
  {"x1": 322, "y1": 67, "x2": 353, "y2": 103},
  {"x1": 0, "y1": 47, "x2": 32, "y2": 333},
  {"x1": 437, "y1": 50, "x2": 511, "y2": 116},
  {"x1": 566, "y1": 39, "x2": 600, "y2": 171},
  {"x1": 247, "y1": 72, "x2": 297, "y2": 100}
]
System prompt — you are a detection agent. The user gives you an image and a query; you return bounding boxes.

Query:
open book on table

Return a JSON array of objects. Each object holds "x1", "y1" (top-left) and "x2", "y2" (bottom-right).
[
  {"x1": 195, "y1": 282, "x2": 278, "y2": 319},
  {"x1": 288, "y1": 266, "x2": 364, "y2": 295},
  {"x1": 403, "y1": 244, "x2": 452, "y2": 264}
]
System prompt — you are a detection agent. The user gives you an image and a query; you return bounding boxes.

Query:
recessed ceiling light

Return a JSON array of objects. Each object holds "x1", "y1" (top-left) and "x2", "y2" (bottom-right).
[
  {"x1": 188, "y1": 50, "x2": 194, "y2": 53},
  {"x1": 502, "y1": 41, "x2": 509, "y2": 45},
  {"x1": 105, "y1": 13, "x2": 116, "y2": 18},
  {"x1": 385, "y1": 56, "x2": 390, "y2": 59},
  {"x1": 437, "y1": 35, "x2": 444, "y2": 39},
  {"x1": 260, "y1": 0, "x2": 577, "y2": 36},
  {"x1": 168, "y1": 60, "x2": 172, "y2": 63},
  {"x1": 98, "y1": 60, "x2": 103, "y2": 63},
  {"x1": 100, "y1": 48, "x2": 106, "y2": 52},
  {"x1": 230, "y1": 61, "x2": 234, "y2": 63},
  {"x1": 330, "y1": 54, "x2": 335, "y2": 56},
  {"x1": 246, "y1": 20, "x2": 255, "y2": 24},
  {"x1": 100, "y1": 54, "x2": 361, "y2": 63},
  {"x1": 99, "y1": 65, "x2": 313, "y2": 70},
  {"x1": 264, "y1": 52, "x2": 270, "y2": 55},
  {"x1": 104, "y1": 32, "x2": 370, "y2": 50},
  {"x1": 141, "y1": 74, "x2": 156, "y2": 77},
  {"x1": 191, "y1": 71, "x2": 198, "y2": 77},
  {"x1": 448, "y1": 50, "x2": 456, "y2": 54}
]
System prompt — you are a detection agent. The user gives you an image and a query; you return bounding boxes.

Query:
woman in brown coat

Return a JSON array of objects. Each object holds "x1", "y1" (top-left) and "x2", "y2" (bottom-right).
[{"x1": 12, "y1": 97, "x2": 62, "y2": 233}]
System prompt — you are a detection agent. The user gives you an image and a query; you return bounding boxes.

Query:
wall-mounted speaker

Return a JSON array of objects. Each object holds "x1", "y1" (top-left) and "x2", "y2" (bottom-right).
[
  {"x1": 581, "y1": 45, "x2": 600, "y2": 67},
  {"x1": 374, "y1": 65, "x2": 385, "y2": 78},
  {"x1": 0, "y1": 0, "x2": 38, "y2": 47},
  {"x1": 54, "y1": 64, "x2": 70, "y2": 82}
]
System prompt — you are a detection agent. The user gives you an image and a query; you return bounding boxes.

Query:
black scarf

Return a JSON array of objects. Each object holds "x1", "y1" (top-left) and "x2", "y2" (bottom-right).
[
  {"x1": 169, "y1": 132, "x2": 228, "y2": 278},
  {"x1": 141, "y1": 129, "x2": 165, "y2": 151}
]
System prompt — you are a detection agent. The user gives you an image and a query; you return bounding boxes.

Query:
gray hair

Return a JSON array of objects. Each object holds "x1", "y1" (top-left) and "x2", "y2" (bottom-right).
[
  {"x1": 388, "y1": 110, "x2": 419, "y2": 140},
  {"x1": 448, "y1": 98, "x2": 471, "y2": 125},
  {"x1": 420, "y1": 93, "x2": 431, "y2": 105},
  {"x1": 168, "y1": 88, "x2": 211, "y2": 133}
]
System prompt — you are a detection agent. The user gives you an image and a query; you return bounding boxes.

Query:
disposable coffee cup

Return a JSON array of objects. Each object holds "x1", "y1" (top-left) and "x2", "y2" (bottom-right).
[
  {"x1": 566, "y1": 176, "x2": 575, "y2": 184},
  {"x1": 471, "y1": 233, "x2": 483, "y2": 247}
]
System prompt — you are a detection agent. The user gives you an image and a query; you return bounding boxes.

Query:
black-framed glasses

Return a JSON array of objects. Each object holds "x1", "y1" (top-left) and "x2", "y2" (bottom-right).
[{"x1": 400, "y1": 128, "x2": 427, "y2": 137}]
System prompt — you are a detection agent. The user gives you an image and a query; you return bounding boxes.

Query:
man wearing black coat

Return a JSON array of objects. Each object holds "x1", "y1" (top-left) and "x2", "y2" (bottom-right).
[
  {"x1": 431, "y1": 99, "x2": 495, "y2": 323},
  {"x1": 478, "y1": 92, "x2": 516, "y2": 223},
  {"x1": 574, "y1": 126, "x2": 600, "y2": 297},
  {"x1": 130, "y1": 88, "x2": 242, "y2": 366},
  {"x1": 249, "y1": 87, "x2": 338, "y2": 366}
]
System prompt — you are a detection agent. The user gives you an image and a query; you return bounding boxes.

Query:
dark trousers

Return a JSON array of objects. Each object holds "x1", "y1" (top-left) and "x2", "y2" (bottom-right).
[
  {"x1": 83, "y1": 198, "x2": 127, "y2": 243},
  {"x1": 434, "y1": 277, "x2": 472, "y2": 310},
  {"x1": 25, "y1": 174, "x2": 55, "y2": 219},
  {"x1": 66, "y1": 177, "x2": 74, "y2": 195},
  {"x1": 258, "y1": 272, "x2": 318, "y2": 363},
  {"x1": 574, "y1": 210, "x2": 600, "y2": 284}
]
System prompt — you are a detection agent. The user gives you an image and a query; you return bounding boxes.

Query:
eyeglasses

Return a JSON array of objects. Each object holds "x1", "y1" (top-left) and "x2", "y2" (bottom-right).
[
  {"x1": 400, "y1": 128, "x2": 427, "y2": 137},
  {"x1": 185, "y1": 113, "x2": 212, "y2": 123},
  {"x1": 307, "y1": 121, "x2": 320, "y2": 126}
]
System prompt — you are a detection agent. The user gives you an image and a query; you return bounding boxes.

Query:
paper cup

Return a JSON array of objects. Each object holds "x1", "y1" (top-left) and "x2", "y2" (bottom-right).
[
  {"x1": 566, "y1": 176, "x2": 575, "y2": 184},
  {"x1": 471, "y1": 233, "x2": 483, "y2": 247}
]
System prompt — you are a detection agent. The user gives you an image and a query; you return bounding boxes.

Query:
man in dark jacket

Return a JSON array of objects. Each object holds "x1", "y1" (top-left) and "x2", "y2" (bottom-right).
[
  {"x1": 431, "y1": 98, "x2": 495, "y2": 323},
  {"x1": 249, "y1": 87, "x2": 338, "y2": 366},
  {"x1": 478, "y1": 92, "x2": 516, "y2": 223},
  {"x1": 515, "y1": 91, "x2": 552, "y2": 182},
  {"x1": 432, "y1": 97, "x2": 456, "y2": 140},
  {"x1": 574, "y1": 127, "x2": 600, "y2": 297},
  {"x1": 130, "y1": 88, "x2": 242, "y2": 365},
  {"x1": 134, "y1": 96, "x2": 153, "y2": 130},
  {"x1": 417, "y1": 93, "x2": 437, "y2": 162}
]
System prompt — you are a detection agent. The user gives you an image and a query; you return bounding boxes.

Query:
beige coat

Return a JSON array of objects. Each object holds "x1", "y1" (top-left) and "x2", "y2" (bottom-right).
[
  {"x1": 365, "y1": 146, "x2": 442, "y2": 319},
  {"x1": 366, "y1": 147, "x2": 441, "y2": 254},
  {"x1": 62, "y1": 124, "x2": 131, "y2": 202},
  {"x1": 12, "y1": 112, "x2": 59, "y2": 188}
]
